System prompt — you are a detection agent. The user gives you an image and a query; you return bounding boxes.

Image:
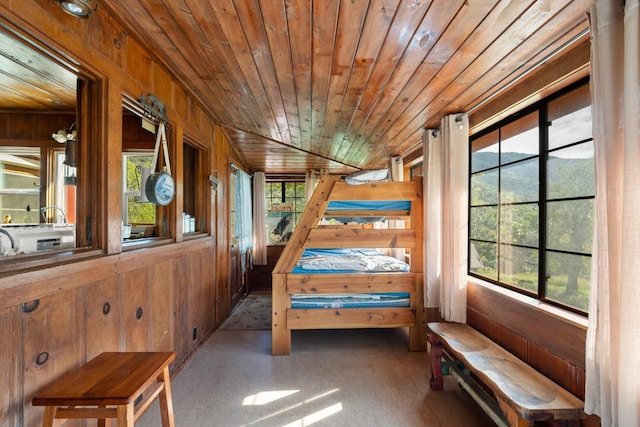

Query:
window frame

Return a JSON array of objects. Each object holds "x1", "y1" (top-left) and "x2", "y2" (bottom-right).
[
  {"x1": 468, "y1": 78, "x2": 593, "y2": 315},
  {"x1": 265, "y1": 177, "x2": 306, "y2": 246}
]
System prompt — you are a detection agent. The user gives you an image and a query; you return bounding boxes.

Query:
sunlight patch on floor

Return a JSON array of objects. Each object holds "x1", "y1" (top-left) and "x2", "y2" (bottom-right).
[
  {"x1": 281, "y1": 403, "x2": 343, "y2": 427},
  {"x1": 243, "y1": 390, "x2": 299, "y2": 406},
  {"x1": 244, "y1": 388, "x2": 341, "y2": 425}
]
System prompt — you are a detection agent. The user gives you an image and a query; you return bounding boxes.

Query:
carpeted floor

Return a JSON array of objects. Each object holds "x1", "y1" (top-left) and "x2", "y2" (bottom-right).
[
  {"x1": 220, "y1": 294, "x2": 272, "y2": 330},
  {"x1": 136, "y1": 328, "x2": 497, "y2": 426}
]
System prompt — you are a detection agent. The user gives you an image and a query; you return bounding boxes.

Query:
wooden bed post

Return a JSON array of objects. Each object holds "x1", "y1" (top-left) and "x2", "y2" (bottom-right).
[
  {"x1": 272, "y1": 273, "x2": 290, "y2": 355},
  {"x1": 409, "y1": 177, "x2": 426, "y2": 351}
]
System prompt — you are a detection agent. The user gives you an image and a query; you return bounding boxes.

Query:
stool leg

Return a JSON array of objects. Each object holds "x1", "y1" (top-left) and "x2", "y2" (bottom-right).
[
  {"x1": 41, "y1": 406, "x2": 56, "y2": 427},
  {"x1": 158, "y1": 366, "x2": 175, "y2": 427},
  {"x1": 116, "y1": 404, "x2": 134, "y2": 427}
]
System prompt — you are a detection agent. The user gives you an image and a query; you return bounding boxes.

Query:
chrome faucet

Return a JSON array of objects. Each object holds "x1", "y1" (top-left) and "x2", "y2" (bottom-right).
[{"x1": 40, "y1": 206, "x2": 68, "y2": 224}]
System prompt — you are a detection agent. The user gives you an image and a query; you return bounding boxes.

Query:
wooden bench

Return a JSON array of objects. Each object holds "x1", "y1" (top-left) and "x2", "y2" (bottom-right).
[
  {"x1": 427, "y1": 322, "x2": 584, "y2": 427},
  {"x1": 32, "y1": 352, "x2": 176, "y2": 427}
]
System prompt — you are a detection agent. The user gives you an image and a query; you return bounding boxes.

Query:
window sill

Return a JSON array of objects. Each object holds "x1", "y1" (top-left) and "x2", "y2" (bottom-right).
[
  {"x1": 467, "y1": 276, "x2": 588, "y2": 330},
  {"x1": 0, "y1": 247, "x2": 104, "y2": 278},
  {"x1": 122, "y1": 236, "x2": 173, "y2": 251},
  {"x1": 183, "y1": 232, "x2": 208, "y2": 241}
]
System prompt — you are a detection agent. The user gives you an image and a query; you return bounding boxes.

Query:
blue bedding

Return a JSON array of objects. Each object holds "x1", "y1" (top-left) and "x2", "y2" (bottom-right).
[
  {"x1": 291, "y1": 293, "x2": 410, "y2": 308},
  {"x1": 292, "y1": 248, "x2": 410, "y2": 274},
  {"x1": 290, "y1": 248, "x2": 411, "y2": 309}
]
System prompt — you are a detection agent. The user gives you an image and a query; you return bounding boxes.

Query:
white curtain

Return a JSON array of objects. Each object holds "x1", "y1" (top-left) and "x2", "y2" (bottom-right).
[
  {"x1": 423, "y1": 114, "x2": 469, "y2": 321},
  {"x1": 388, "y1": 156, "x2": 406, "y2": 261},
  {"x1": 586, "y1": 1, "x2": 640, "y2": 425},
  {"x1": 236, "y1": 169, "x2": 253, "y2": 276},
  {"x1": 252, "y1": 171, "x2": 267, "y2": 265},
  {"x1": 305, "y1": 170, "x2": 319, "y2": 201}
]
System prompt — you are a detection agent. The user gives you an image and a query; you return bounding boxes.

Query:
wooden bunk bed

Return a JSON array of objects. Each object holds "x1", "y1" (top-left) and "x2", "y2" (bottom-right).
[{"x1": 272, "y1": 174, "x2": 426, "y2": 355}]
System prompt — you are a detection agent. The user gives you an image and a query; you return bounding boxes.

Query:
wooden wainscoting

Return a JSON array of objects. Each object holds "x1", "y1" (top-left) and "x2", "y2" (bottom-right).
[
  {"x1": 0, "y1": 238, "x2": 217, "y2": 427},
  {"x1": 466, "y1": 280, "x2": 601, "y2": 427}
]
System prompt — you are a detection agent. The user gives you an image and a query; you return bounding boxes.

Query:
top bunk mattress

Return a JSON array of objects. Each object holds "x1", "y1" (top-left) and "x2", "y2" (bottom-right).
[{"x1": 291, "y1": 248, "x2": 409, "y2": 274}]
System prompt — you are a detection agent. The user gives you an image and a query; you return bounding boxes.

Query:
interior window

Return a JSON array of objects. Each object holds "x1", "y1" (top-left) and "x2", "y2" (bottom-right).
[
  {"x1": 0, "y1": 26, "x2": 95, "y2": 258},
  {"x1": 121, "y1": 105, "x2": 170, "y2": 242},
  {"x1": 183, "y1": 141, "x2": 205, "y2": 234}
]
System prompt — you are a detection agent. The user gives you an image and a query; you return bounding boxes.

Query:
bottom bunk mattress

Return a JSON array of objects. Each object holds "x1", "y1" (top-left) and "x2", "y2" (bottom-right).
[
  {"x1": 290, "y1": 248, "x2": 411, "y2": 309},
  {"x1": 291, "y1": 292, "x2": 410, "y2": 309}
]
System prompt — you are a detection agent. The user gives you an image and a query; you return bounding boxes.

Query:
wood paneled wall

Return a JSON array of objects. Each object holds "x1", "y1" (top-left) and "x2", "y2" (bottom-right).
[
  {"x1": 0, "y1": 1, "x2": 235, "y2": 425},
  {"x1": 1, "y1": 239, "x2": 216, "y2": 426}
]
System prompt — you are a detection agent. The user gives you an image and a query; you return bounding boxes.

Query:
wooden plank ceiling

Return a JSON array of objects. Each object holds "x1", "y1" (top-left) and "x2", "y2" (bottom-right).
[{"x1": 3, "y1": 0, "x2": 593, "y2": 175}]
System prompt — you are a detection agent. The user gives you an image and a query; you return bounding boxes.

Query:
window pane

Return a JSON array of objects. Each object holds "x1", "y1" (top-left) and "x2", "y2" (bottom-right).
[
  {"x1": 123, "y1": 154, "x2": 156, "y2": 238},
  {"x1": 546, "y1": 199, "x2": 594, "y2": 253},
  {"x1": 266, "y1": 181, "x2": 306, "y2": 245},
  {"x1": 501, "y1": 112, "x2": 539, "y2": 163},
  {"x1": 471, "y1": 130, "x2": 499, "y2": 172},
  {"x1": 500, "y1": 203, "x2": 539, "y2": 246},
  {"x1": 499, "y1": 244, "x2": 538, "y2": 292},
  {"x1": 546, "y1": 251, "x2": 590, "y2": 312},
  {"x1": 469, "y1": 241, "x2": 497, "y2": 280},
  {"x1": 548, "y1": 142, "x2": 595, "y2": 199},
  {"x1": 125, "y1": 156, "x2": 152, "y2": 217},
  {"x1": 471, "y1": 169, "x2": 498, "y2": 205},
  {"x1": 549, "y1": 84, "x2": 591, "y2": 150},
  {"x1": 266, "y1": 182, "x2": 282, "y2": 206},
  {"x1": 470, "y1": 206, "x2": 497, "y2": 241},
  {"x1": 500, "y1": 158, "x2": 539, "y2": 203},
  {"x1": 0, "y1": 148, "x2": 41, "y2": 223}
]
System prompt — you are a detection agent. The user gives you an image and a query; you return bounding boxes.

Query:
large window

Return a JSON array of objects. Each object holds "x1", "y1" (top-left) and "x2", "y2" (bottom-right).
[
  {"x1": 265, "y1": 179, "x2": 306, "y2": 245},
  {"x1": 469, "y1": 80, "x2": 594, "y2": 313}
]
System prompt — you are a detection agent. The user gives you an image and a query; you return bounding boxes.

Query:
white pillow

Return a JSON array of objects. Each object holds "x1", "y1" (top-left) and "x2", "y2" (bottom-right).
[{"x1": 344, "y1": 168, "x2": 389, "y2": 185}]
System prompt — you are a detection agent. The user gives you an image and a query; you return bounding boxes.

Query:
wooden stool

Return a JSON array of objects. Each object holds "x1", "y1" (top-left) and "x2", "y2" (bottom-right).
[{"x1": 32, "y1": 352, "x2": 176, "y2": 427}]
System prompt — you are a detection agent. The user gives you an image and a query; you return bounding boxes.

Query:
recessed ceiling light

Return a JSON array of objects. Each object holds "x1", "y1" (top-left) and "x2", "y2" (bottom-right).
[{"x1": 56, "y1": 0, "x2": 97, "y2": 19}]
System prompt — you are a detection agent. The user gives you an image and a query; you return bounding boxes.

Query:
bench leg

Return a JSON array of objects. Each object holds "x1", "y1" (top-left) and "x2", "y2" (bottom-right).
[
  {"x1": 429, "y1": 342, "x2": 444, "y2": 390},
  {"x1": 498, "y1": 398, "x2": 532, "y2": 427}
]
